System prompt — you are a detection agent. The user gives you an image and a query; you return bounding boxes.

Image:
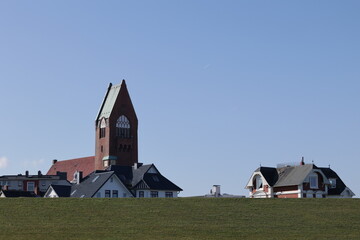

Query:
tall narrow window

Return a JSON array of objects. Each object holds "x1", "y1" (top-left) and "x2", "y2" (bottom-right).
[
  {"x1": 116, "y1": 115, "x2": 131, "y2": 138},
  {"x1": 105, "y1": 190, "x2": 111, "y2": 198},
  {"x1": 112, "y1": 190, "x2": 118, "y2": 198},
  {"x1": 253, "y1": 175, "x2": 263, "y2": 190},
  {"x1": 100, "y1": 118, "x2": 106, "y2": 138}
]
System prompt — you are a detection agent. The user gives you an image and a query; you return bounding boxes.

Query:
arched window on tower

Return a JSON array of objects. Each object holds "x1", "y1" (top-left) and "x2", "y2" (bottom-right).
[
  {"x1": 100, "y1": 118, "x2": 106, "y2": 138},
  {"x1": 116, "y1": 115, "x2": 131, "y2": 138}
]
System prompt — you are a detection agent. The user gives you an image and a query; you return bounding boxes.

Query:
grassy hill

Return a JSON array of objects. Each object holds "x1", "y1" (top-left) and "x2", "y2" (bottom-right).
[{"x1": 0, "y1": 198, "x2": 359, "y2": 240}]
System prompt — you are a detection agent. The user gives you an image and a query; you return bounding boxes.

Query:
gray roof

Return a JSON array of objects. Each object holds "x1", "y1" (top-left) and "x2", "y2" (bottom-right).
[
  {"x1": 96, "y1": 83, "x2": 121, "y2": 120},
  {"x1": 108, "y1": 164, "x2": 182, "y2": 191},
  {"x1": 70, "y1": 171, "x2": 115, "y2": 198},
  {"x1": 274, "y1": 164, "x2": 314, "y2": 187}
]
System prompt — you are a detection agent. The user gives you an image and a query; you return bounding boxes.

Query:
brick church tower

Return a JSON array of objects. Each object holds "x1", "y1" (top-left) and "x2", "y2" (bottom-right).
[{"x1": 95, "y1": 80, "x2": 138, "y2": 170}]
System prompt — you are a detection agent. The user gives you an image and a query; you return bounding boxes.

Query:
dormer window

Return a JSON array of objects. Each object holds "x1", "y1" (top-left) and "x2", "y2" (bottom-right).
[
  {"x1": 329, "y1": 178, "x2": 337, "y2": 188},
  {"x1": 100, "y1": 118, "x2": 106, "y2": 138},
  {"x1": 309, "y1": 174, "x2": 318, "y2": 189},
  {"x1": 116, "y1": 115, "x2": 131, "y2": 138},
  {"x1": 253, "y1": 175, "x2": 263, "y2": 190}
]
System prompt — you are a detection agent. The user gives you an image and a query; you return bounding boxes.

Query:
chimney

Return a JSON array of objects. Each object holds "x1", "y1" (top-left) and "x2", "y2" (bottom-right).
[
  {"x1": 76, "y1": 171, "x2": 83, "y2": 185},
  {"x1": 300, "y1": 157, "x2": 305, "y2": 165},
  {"x1": 52, "y1": 159, "x2": 58, "y2": 165},
  {"x1": 38, "y1": 171, "x2": 42, "y2": 177},
  {"x1": 25, "y1": 171, "x2": 29, "y2": 177}
]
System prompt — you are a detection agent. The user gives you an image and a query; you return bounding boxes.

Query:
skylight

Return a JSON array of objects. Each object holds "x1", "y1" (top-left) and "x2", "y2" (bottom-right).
[{"x1": 92, "y1": 175, "x2": 100, "y2": 183}]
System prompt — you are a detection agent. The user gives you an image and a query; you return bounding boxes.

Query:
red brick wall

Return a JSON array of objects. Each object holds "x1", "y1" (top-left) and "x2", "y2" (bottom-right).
[
  {"x1": 95, "y1": 82, "x2": 138, "y2": 170},
  {"x1": 276, "y1": 193, "x2": 298, "y2": 198}
]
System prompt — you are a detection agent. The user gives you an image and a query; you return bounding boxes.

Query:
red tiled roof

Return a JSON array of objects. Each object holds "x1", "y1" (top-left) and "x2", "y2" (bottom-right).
[{"x1": 46, "y1": 156, "x2": 95, "y2": 182}]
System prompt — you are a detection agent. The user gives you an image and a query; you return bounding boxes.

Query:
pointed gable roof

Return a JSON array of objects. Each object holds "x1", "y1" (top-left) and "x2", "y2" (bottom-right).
[
  {"x1": 96, "y1": 80, "x2": 137, "y2": 121},
  {"x1": 107, "y1": 164, "x2": 182, "y2": 192},
  {"x1": 258, "y1": 167, "x2": 279, "y2": 187},
  {"x1": 49, "y1": 185, "x2": 72, "y2": 197},
  {"x1": 46, "y1": 156, "x2": 95, "y2": 182}
]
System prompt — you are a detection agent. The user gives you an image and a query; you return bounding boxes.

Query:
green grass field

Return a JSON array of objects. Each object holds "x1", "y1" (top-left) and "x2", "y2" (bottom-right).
[{"x1": 0, "y1": 198, "x2": 359, "y2": 240}]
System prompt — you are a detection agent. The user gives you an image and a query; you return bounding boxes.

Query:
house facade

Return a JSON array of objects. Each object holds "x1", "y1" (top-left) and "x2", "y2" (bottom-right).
[{"x1": 245, "y1": 160, "x2": 354, "y2": 198}]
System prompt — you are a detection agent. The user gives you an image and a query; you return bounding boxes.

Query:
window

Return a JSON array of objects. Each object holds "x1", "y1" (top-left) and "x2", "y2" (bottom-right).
[
  {"x1": 253, "y1": 175, "x2": 263, "y2": 190},
  {"x1": 100, "y1": 118, "x2": 106, "y2": 138},
  {"x1": 309, "y1": 175, "x2": 318, "y2": 189},
  {"x1": 139, "y1": 191, "x2": 144, "y2": 198},
  {"x1": 103, "y1": 160, "x2": 109, "y2": 167},
  {"x1": 116, "y1": 115, "x2": 131, "y2": 138},
  {"x1": 110, "y1": 159, "x2": 116, "y2": 165},
  {"x1": 27, "y1": 182, "x2": 35, "y2": 192},
  {"x1": 151, "y1": 191, "x2": 158, "y2": 198},
  {"x1": 165, "y1": 192, "x2": 173, "y2": 198},
  {"x1": 112, "y1": 190, "x2": 118, "y2": 198},
  {"x1": 110, "y1": 177, "x2": 113, "y2": 183},
  {"x1": 105, "y1": 190, "x2": 111, "y2": 198},
  {"x1": 329, "y1": 178, "x2": 337, "y2": 188},
  {"x1": 92, "y1": 175, "x2": 100, "y2": 183},
  {"x1": 100, "y1": 128, "x2": 106, "y2": 138}
]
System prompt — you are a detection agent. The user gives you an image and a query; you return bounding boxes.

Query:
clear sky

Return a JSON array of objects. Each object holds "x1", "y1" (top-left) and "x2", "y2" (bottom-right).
[{"x1": 0, "y1": 1, "x2": 359, "y2": 197}]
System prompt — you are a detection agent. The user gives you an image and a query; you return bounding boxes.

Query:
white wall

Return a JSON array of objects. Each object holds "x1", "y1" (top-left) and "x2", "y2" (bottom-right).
[
  {"x1": 94, "y1": 175, "x2": 133, "y2": 198},
  {"x1": 135, "y1": 190, "x2": 178, "y2": 198}
]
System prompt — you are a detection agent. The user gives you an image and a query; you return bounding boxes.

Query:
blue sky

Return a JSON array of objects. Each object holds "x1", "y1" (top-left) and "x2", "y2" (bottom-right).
[{"x1": 0, "y1": 1, "x2": 359, "y2": 197}]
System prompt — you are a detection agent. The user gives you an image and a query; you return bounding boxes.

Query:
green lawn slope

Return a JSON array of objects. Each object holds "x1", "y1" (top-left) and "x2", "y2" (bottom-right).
[{"x1": 0, "y1": 198, "x2": 359, "y2": 240}]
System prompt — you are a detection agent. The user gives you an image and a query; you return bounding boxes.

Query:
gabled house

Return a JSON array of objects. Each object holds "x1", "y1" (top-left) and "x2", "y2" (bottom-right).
[
  {"x1": 109, "y1": 164, "x2": 182, "y2": 198},
  {"x1": 69, "y1": 171, "x2": 133, "y2": 198},
  {"x1": 45, "y1": 80, "x2": 182, "y2": 197},
  {"x1": 245, "y1": 159, "x2": 355, "y2": 198},
  {"x1": 44, "y1": 185, "x2": 72, "y2": 198}
]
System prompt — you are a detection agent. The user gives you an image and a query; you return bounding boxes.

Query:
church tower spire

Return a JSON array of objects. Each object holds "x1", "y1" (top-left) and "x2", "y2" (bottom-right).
[{"x1": 95, "y1": 80, "x2": 138, "y2": 170}]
